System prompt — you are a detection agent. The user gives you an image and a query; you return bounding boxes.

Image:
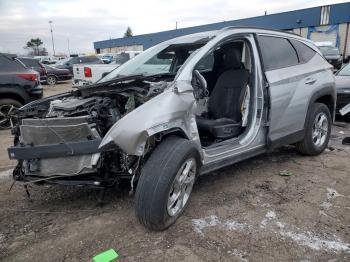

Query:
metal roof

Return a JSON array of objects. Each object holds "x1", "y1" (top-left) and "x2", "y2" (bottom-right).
[{"x1": 94, "y1": 2, "x2": 350, "y2": 50}]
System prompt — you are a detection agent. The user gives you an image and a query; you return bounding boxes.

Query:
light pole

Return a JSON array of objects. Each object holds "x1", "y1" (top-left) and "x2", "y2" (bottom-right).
[{"x1": 49, "y1": 21, "x2": 56, "y2": 56}]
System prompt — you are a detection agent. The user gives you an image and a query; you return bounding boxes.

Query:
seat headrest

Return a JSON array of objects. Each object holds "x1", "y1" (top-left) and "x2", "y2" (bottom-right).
[{"x1": 224, "y1": 48, "x2": 242, "y2": 70}]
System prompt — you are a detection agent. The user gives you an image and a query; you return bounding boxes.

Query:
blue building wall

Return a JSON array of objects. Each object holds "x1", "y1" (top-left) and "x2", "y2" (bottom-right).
[{"x1": 94, "y1": 3, "x2": 350, "y2": 50}]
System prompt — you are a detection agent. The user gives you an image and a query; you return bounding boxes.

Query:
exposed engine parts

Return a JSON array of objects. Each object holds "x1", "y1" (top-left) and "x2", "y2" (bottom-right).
[{"x1": 9, "y1": 79, "x2": 168, "y2": 187}]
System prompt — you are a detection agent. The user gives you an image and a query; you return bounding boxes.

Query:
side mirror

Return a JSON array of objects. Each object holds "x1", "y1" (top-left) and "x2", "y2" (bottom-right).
[{"x1": 192, "y1": 70, "x2": 208, "y2": 100}]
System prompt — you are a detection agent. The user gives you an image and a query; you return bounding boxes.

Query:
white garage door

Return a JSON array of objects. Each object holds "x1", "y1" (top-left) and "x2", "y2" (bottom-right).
[{"x1": 310, "y1": 31, "x2": 337, "y2": 46}]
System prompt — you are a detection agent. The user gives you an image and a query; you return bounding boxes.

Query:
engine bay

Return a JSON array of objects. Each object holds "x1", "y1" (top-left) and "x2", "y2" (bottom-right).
[{"x1": 9, "y1": 78, "x2": 170, "y2": 185}]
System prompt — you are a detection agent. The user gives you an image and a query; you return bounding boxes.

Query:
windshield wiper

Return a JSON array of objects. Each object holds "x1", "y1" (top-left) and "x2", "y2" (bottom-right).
[{"x1": 143, "y1": 72, "x2": 176, "y2": 80}]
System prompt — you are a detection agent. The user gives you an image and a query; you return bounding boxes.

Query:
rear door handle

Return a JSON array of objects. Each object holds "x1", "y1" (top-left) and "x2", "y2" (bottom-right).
[{"x1": 305, "y1": 78, "x2": 316, "y2": 85}]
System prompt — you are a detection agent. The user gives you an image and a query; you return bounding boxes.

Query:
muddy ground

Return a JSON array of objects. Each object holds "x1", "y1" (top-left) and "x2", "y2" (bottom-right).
[{"x1": 0, "y1": 82, "x2": 349, "y2": 261}]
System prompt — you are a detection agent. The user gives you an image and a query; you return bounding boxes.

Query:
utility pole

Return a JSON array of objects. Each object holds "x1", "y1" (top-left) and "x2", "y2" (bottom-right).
[
  {"x1": 176, "y1": 21, "x2": 178, "y2": 30},
  {"x1": 49, "y1": 21, "x2": 56, "y2": 56},
  {"x1": 67, "y1": 38, "x2": 71, "y2": 56}
]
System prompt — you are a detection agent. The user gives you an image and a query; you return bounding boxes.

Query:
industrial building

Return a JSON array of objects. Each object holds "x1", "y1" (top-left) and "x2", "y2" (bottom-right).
[{"x1": 93, "y1": 2, "x2": 350, "y2": 58}]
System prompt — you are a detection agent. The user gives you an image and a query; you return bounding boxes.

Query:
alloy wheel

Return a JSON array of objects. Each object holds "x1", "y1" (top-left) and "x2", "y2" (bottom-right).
[
  {"x1": 312, "y1": 112, "x2": 328, "y2": 147},
  {"x1": 167, "y1": 158, "x2": 197, "y2": 217},
  {"x1": 0, "y1": 104, "x2": 18, "y2": 129}
]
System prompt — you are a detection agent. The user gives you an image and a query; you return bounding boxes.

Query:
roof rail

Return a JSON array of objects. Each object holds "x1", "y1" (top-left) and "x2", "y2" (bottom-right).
[{"x1": 219, "y1": 26, "x2": 301, "y2": 37}]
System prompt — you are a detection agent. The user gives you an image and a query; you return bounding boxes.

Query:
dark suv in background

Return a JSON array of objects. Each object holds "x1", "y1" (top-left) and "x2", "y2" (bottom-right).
[
  {"x1": 54, "y1": 55, "x2": 102, "y2": 74},
  {"x1": 0, "y1": 53, "x2": 43, "y2": 129},
  {"x1": 17, "y1": 57, "x2": 47, "y2": 83}
]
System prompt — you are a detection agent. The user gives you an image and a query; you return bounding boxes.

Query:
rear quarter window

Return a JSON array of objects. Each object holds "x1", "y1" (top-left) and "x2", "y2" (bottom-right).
[
  {"x1": 0, "y1": 56, "x2": 26, "y2": 71},
  {"x1": 18, "y1": 58, "x2": 39, "y2": 67},
  {"x1": 290, "y1": 39, "x2": 316, "y2": 63},
  {"x1": 258, "y1": 35, "x2": 299, "y2": 71}
]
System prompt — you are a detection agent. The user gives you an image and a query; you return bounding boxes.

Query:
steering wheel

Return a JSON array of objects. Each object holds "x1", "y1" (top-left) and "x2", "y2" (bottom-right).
[{"x1": 192, "y1": 70, "x2": 209, "y2": 99}]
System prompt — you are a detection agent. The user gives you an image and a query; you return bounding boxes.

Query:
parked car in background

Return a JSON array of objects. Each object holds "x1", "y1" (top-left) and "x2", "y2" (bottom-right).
[
  {"x1": 318, "y1": 45, "x2": 343, "y2": 69},
  {"x1": 101, "y1": 53, "x2": 115, "y2": 64},
  {"x1": 0, "y1": 53, "x2": 42, "y2": 129},
  {"x1": 72, "y1": 51, "x2": 141, "y2": 86},
  {"x1": 44, "y1": 65, "x2": 73, "y2": 85},
  {"x1": 34, "y1": 56, "x2": 57, "y2": 65},
  {"x1": 7, "y1": 28, "x2": 335, "y2": 230},
  {"x1": 17, "y1": 57, "x2": 47, "y2": 83},
  {"x1": 54, "y1": 56, "x2": 103, "y2": 74},
  {"x1": 335, "y1": 63, "x2": 350, "y2": 114}
]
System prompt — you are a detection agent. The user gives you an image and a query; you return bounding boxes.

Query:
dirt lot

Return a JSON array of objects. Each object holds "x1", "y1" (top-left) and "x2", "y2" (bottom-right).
[{"x1": 0, "y1": 82, "x2": 349, "y2": 261}]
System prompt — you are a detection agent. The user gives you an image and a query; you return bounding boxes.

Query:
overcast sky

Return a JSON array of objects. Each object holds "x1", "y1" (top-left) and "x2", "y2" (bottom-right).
[{"x1": 0, "y1": 0, "x2": 347, "y2": 55}]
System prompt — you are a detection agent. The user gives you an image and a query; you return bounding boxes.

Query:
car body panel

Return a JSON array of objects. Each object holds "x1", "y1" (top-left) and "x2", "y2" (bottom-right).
[
  {"x1": 335, "y1": 71, "x2": 350, "y2": 112},
  {"x1": 266, "y1": 54, "x2": 334, "y2": 142},
  {"x1": 99, "y1": 87, "x2": 202, "y2": 156}
]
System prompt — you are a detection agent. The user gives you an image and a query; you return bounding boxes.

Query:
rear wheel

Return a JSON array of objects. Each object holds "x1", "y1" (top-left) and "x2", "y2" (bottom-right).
[
  {"x1": 47, "y1": 75, "x2": 57, "y2": 86},
  {"x1": 135, "y1": 136, "x2": 200, "y2": 230},
  {"x1": 0, "y1": 99, "x2": 22, "y2": 130},
  {"x1": 296, "y1": 103, "x2": 331, "y2": 155}
]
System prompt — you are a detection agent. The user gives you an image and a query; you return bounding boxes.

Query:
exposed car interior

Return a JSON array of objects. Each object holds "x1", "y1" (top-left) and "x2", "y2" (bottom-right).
[{"x1": 192, "y1": 39, "x2": 253, "y2": 146}]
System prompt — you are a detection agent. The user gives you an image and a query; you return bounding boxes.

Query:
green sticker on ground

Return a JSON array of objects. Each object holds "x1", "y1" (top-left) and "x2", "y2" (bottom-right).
[{"x1": 92, "y1": 249, "x2": 119, "y2": 262}]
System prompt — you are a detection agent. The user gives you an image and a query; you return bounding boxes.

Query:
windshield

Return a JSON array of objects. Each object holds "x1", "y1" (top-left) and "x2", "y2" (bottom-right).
[
  {"x1": 319, "y1": 46, "x2": 340, "y2": 56},
  {"x1": 98, "y1": 35, "x2": 212, "y2": 83},
  {"x1": 338, "y1": 64, "x2": 350, "y2": 76},
  {"x1": 55, "y1": 57, "x2": 71, "y2": 65}
]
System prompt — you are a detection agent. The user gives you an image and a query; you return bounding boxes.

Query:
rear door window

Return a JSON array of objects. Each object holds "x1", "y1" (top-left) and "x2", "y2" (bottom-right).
[
  {"x1": 290, "y1": 39, "x2": 316, "y2": 63},
  {"x1": 258, "y1": 36, "x2": 299, "y2": 71}
]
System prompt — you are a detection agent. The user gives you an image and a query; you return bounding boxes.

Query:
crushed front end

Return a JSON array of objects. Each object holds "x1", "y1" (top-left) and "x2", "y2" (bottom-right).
[{"x1": 8, "y1": 78, "x2": 168, "y2": 188}]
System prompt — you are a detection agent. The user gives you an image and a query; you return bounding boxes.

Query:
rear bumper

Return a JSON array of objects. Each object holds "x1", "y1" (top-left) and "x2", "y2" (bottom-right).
[{"x1": 28, "y1": 84, "x2": 43, "y2": 101}]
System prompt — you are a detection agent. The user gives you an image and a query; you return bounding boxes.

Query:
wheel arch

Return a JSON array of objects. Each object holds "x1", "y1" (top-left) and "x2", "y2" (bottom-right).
[
  {"x1": 0, "y1": 89, "x2": 28, "y2": 104},
  {"x1": 304, "y1": 86, "x2": 336, "y2": 129}
]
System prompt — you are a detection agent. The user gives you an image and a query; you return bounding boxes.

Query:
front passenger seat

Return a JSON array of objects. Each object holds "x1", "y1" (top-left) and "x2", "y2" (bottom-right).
[{"x1": 196, "y1": 48, "x2": 250, "y2": 140}]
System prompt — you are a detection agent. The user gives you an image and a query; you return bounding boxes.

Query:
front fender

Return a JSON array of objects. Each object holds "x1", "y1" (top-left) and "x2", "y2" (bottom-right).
[{"x1": 99, "y1": 89, "x2": 201, "y2": 156}]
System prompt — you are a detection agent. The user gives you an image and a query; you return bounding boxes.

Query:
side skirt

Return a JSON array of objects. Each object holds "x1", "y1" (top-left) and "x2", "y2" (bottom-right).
[{"x1": 199, "y1": 146, "x2": 266, "y2": 175}]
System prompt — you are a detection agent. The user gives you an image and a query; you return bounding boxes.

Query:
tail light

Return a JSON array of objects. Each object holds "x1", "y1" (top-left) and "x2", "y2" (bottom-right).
[
  {"x1": 84, "y1": 67, "x2": 92, "y2": 78},
  {"x1": 40, "y1": 63, "x2": 47, "y2": 75},
  {"x1": 16, "y1": 73, "x2": 38, "y2": 81}
]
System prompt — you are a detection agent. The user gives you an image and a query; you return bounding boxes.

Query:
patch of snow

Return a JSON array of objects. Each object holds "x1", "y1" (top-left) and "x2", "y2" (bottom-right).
[
  {"x1": 192, "y1": 215, "x2": 247, "y2": 235},
  {"x1": 260, "y1": 210, "x2": 277, "y2": 228},
  {"x1": 320, "y1": 188, "x2": 349, "y2": 210},
  {"x1": 279, "y1": 230, "x2": 350, "y2": 252},
  {"x1": 0, "y1": 169, "x2": 12, "y2": 179},
  {"x1": 193, "y1": 210, "x2": 350, "y2": 253},
  {"x1": 227, "y1": 249, "x2": 248, "y2": 262}
]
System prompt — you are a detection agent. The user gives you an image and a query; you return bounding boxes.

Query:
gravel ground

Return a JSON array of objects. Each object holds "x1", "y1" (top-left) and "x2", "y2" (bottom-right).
[{"x1": 0, "y1": 82, "x2": 349, "y2": 261}]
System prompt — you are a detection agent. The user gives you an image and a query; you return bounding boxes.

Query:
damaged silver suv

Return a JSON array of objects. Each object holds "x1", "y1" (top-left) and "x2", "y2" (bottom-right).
[{"x1": 8, "y1": 27, "x2": 335, "y2": 230}]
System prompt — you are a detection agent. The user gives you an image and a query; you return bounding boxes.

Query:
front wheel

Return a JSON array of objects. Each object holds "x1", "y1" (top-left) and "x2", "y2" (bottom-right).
[
  {"x1": 296, "y1": 103, "x2": 332, "y2": 155},
  {"x1": 135, "y1": 136, "x2": 200, "y2": 231},
  {"x1": 0, "y1": 99, "x2": 22, "y2": 130}
]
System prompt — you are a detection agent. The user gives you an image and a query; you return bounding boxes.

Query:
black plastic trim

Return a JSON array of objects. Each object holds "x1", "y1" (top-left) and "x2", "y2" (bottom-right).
[{"x1": 8, "y1": 139, "x2": 103, "y2": 160}]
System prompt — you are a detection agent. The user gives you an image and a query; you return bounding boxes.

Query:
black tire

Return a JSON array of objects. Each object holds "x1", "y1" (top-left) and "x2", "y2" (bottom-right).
[
  {"x1": 0, "y1": 99, "x2": 22, "y2": 130},
  {"x1": 46, "y1": 75, "x2": 57, "y2": 86},
  {"x1": 296, "y1": 103, "x2": 331, "y2": 155},
  {"x1": 135, "y1": 136, "x2": 200, "y2": 231}
]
